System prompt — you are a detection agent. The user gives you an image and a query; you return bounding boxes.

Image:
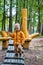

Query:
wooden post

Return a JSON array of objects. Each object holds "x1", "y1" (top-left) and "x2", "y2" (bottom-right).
[
  {"x1": 1, "y1": 31, "x2": 8, "y2": 50},
  {"x1": 22, "y1": 9, "x2": 31, "y2": 48},
  {"x1": 22, "y1": 9, "x2": 39, "y2": 48},
  {"x1": 22, "y1": 9, "x2": 30, "y2": 38}
]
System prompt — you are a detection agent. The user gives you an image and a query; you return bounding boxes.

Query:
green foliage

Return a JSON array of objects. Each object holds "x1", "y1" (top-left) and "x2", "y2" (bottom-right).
[{"x1": 0, "y1": 0, "x2": 43, "y2": 33}]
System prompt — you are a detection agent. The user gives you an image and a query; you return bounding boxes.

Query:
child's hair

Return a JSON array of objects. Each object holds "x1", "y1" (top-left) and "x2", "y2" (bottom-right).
[{"x1": 14, "y1": 23, "x2": 20, "y2": 30}]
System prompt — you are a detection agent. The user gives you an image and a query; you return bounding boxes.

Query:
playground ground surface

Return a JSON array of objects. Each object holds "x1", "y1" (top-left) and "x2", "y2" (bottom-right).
[{"x1": 0, "y1": 38, "x2": 43, "y2": 65}]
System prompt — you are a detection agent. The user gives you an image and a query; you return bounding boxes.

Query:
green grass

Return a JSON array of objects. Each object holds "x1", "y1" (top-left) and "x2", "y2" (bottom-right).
[{"x1": 37, "y1": 34, "x2": 43, "y2": 38}]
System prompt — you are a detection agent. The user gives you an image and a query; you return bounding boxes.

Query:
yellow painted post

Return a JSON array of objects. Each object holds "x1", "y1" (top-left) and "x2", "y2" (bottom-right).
[
  {"x1": 22, "y1": 9, "x2": 29, "y2": 38},
  {"x1": 22, "y1": 9, "x2": 39, "y2": 48},
  {"x1": 1, "y1": 31, "x2": 8, "y2": 49},
  {"x1": 22, "y1": 9, "x2": 31, "y2": 48},
  {"x1": 2, "y1": 41, "x2": 8, "y2": 49}
]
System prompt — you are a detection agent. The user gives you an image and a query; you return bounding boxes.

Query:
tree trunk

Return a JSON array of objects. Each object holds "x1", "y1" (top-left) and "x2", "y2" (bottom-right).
[
  {"x1": 9, "y1": 0, "x2": 12, "y2": 32},
  {"x1": 41, "y1": 23, "x2": 43, "y2": 35},
  {"x1": 26, "y1": 0, "x2": 29, "y2": 31},
  {"x1": 37, "y1": 0, "x2": 41, "y2": 33},
  {"x1": 29, "y1": 6, "x2": 32, "y2": 34},
  {"x1": 28, "y1": 0, "x2": 34, "y2": 34},
  {"x1": 23, "y1": 0, "x2": 26, "y2": 8},
  {"x1": 2, "y1": 0, "x2": 6, "y2": 30},
  {"x1": 15, "y1": 0, "x2": 19, "y2": 23}
]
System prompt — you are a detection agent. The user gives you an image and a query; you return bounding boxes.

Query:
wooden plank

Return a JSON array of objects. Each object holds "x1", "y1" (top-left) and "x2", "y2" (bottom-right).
[
  {"x1": 3, "y1": 59, "x2": 24, "y2": 64},
  {"x1": 8, "y1": 40, "x2": 13, "y2": 45},
  {"x1": 7, "y1": 46, "x2": 14, "y2": 50},
  {"x1": 2, "y1": 64, "x2": 12, "y2": 65},
  {"x1": 2, "y1": 63, "x2": 24, "y2": 65},
  {"x1": 5, "y1": 53, "x2": 15, "y2": 58},
  {"x1": 5, "y1": 52, "x2": 24, "y2": 60},
  {"x1": 3, "y1": 62, "x2": 25, "y2": 65}
]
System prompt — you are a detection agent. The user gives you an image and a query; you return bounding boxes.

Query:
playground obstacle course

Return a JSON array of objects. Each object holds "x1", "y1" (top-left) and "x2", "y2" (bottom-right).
[
  {"x1": 0, "y1": 9, "x2": 39, "y2": 49},
  {"x1": 2, "y1": 40, "x2": 25, "y2": 65}
]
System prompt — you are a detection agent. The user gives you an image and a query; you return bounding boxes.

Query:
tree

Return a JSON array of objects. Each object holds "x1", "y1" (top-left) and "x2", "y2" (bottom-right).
[
  {"x1": 9, "y1": 0, "x2": 12, "y2": 32},
  {"x1": 2, "y1": 0, "x2": 6, "y2": 30},
  {"x1": 15, "y1": 0, "x2": 20, "y2": 23},
  {"x1": 37, "y1": 0, "x2": 41, "y2": 33}
]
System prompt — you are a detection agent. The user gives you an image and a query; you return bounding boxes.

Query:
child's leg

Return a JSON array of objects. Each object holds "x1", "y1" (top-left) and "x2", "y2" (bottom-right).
[
  {"x1": 14, "y1": 44, "x2": 18, "y2": 54},
  {"x1": 18, "y1": 45, "x2": 23, "y2": 56}
]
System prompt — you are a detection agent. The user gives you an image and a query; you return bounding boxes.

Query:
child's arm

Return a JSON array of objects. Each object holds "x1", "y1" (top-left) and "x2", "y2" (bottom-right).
[{"x1": 7, "y1": 32, "x2": 14, "y2": 38}]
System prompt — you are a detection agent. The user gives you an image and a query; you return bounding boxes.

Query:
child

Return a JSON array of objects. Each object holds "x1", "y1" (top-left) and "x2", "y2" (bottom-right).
[{"x1": 9, "y1": 23, "x2": 25, "y2": 56}]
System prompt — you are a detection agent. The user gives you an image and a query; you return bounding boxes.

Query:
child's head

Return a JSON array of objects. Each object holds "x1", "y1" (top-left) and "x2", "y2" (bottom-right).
[{"x1": 14, "y1": 23, "x2": 20, "y2": 31}]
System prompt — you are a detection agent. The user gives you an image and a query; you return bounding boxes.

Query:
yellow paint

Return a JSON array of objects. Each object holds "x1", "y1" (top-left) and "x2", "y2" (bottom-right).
[
  {"x1": 22, "y1": 9, "x2": 39, "y2": 48},
  {"x1": 1, "y1": 31, "x2": 8, "y2": 49}
]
